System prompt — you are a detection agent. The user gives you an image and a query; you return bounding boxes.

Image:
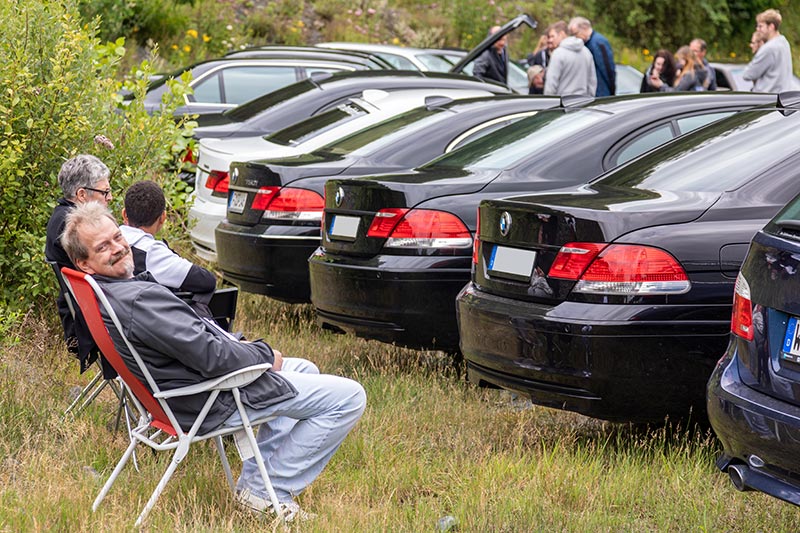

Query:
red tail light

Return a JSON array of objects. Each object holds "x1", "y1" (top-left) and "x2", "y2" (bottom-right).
[
  {"x1": 731, "y1": 272, "x2": 753, "y2": 341},
  {"x1": 472, "y1": 207, "x2": 481, "y2": 265},
  {"x1": 368, "y1": 208, "x2": 472, "y2": 249},
  {"x1": 205, "y1": 170, "x2": 229, "y2": 198},
  {"x1": 251, "y1": 187, "x2": 324, "y2": 221},
  {"x1": 549, "y1": 243, "x2": 690, "y2": 295}
]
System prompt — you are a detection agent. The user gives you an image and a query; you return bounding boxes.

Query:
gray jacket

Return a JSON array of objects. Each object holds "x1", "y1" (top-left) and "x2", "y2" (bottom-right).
[
  {"x1": 743, "y1": 35, "x2": 795, "y2": 93},
  {"x1": 97, "y1": 273, "x2": 297, "y2": 433},
  {"x1": 544, "y1": 36, "x2": 597, "y2": 97}
]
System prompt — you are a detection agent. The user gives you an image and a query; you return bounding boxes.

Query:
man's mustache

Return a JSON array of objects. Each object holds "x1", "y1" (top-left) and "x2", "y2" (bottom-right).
[{"x1": 109, "y1": 246, "x2": 131, "y2": 265}]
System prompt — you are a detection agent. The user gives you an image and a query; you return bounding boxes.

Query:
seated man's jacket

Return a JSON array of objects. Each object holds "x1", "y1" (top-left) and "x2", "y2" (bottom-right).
[{"x1": 96, "y1": 273, "x2": 297, "y2": 433}]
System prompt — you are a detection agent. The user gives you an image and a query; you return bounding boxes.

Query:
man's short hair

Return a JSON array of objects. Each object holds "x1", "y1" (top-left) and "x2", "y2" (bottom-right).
[
  {"x1": 58, "y1": 154, "x2": 110, "y2": 200},
  {"x1": 690, "y1": 38, "x2": 707, "y2": 52},
  {"x1": 757, "y1": 9, "x2": 782, "y2": 31},
  {"x1": 124, "y1": 180, "x2": 166, "y2": 228},
  {"x1": 61, "y1": 201, "x2": 117, "y2": 266},
  {"x1": 548, "y1": 21, "x2": 568, "y2": 36},
  {"x1": 568, "y1": 16, "x2": 591, "y2": 34}
]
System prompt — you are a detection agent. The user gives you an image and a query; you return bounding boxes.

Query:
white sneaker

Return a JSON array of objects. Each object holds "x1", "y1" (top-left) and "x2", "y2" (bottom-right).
[{"x1": 235, "y1": 488, "x2": 315, "y2": 522}]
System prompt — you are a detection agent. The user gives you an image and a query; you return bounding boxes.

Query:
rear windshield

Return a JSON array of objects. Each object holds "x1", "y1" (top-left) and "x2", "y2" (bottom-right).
[
  {"x1": 226, "y1": 79, "x2": 316, "y2": 122},
  {"x1": 596, "y1": 108, "x2": 792, "y2": 193},
  {"x1": 423, "y1": 109, "x2": 608, "y2": 171},
  {"x1": 266, "y1": 100, "x2": 369, "y2": 146}
]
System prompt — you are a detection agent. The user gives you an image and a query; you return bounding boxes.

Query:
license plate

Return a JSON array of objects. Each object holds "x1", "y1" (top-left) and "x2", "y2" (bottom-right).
[
  {"x1": 782, "y1": 316, "x2": 800, "y2": 363},
  {"x1": 488, "y1": 245, "x2": 536, "y2": 281},
  {"x1": 329, "y1": 215, "x2": 360, "y2": 240},
  {"x1": 228, "y1": 191, "x2": 247, "y2": 214}
]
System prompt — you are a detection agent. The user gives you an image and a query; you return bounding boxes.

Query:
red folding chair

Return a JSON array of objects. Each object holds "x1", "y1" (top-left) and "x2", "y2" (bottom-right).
[{"x1": 60, "y1": 267, "x2": 283, "y2": 526}]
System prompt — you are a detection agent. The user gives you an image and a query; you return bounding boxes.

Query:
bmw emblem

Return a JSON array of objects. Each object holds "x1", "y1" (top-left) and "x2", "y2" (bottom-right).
[
  {"x1": 335, "y1": 186, "x2": 345, "y2": 207},
  {"x1": 499, "y1": 211, "x2": 512, "y2": 236}
]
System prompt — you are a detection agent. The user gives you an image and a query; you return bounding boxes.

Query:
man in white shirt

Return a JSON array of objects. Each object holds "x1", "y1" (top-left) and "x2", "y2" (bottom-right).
[{"x1": 743, "y1": 9, "x2": 795, "y2": 93}]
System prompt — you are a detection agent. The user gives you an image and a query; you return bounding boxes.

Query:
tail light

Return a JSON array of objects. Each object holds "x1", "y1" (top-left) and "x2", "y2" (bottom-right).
[
  {"x1": 731, "y1": 272, "x2": 753, "y2": 341},
  {"x1": 251, "y1": 187, "x2": 324, "y2": 221},
  {"x1": 367, "y1": 208, "x2": 471, "y2": 249},
  {"x1": 548, "y1": 243, "x2": 690, "y2": 295},
  {"x1": 205, "y1": 170, "x2": 229, "y2": 198},
  {"x1": 472, "y1": 207, "x2": 481, "y2": 265}
]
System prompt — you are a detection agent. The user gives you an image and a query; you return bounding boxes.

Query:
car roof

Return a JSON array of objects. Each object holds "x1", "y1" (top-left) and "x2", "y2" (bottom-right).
[
  {"x1": 317, "y1": 42, "x2": 440, "y2": 57},
  {"x1": 227, "y1": 45, "x2": 393, "y2": 68}
]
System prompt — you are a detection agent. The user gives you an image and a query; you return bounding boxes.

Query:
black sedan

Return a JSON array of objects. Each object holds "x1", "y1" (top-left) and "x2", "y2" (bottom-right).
[
  {"x1": 190, "y1": 70, "x2": 510, "y2": 140},
  {"x1": 707, "y1": 193, "x2": 800, "y2": 506},
  {"x1": 457, "y1": 96, "x2": 800, "y2": 423},
  {"x1": 307, "y1": 92, "x2": 776, "y2": 352},
  {"x1": 215, "y1": 95, "x2": 562, "y2": 301},
  {"x1": 143, "y1": 47, "x2": 390, "y2": 125}
]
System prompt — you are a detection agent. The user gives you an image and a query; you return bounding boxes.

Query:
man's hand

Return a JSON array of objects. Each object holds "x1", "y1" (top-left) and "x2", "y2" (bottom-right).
[{"x1": 272, "y1": 348, "x2": 283, "y2": 371}]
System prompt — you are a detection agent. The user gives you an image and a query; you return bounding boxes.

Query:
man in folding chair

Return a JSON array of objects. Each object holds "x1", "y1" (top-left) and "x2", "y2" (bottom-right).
[{"x1": 62, "y1": 202, "x2": 366, "y2": 521}]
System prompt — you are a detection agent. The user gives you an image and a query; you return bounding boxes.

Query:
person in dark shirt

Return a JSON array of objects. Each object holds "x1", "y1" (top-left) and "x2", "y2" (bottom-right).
[
  {"x1": 473, "y1": 25, "x2": 508, "y2": 85},
  {"x1": 568, "y1": 16, "x2": 616, "y2": 96},
  {"x1": 45, "y1": 154, "x2": 112, "y2": 363}
]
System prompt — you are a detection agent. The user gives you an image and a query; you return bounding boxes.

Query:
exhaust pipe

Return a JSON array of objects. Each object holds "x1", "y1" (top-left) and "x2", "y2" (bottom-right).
[{"x1": 728, "y1": 464, "x2": 754, "y2": 492}]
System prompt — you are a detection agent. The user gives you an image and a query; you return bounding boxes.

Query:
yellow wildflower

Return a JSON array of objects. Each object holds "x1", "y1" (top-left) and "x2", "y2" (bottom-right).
[
  {"x1": 391, "y1": 37, "x2": 400, "y2": 45},
  {"x1": 187, "y1": 29, "x2": 198, "y2": 39},
  {"x1": 203, "y1": 34, "x2": 211, "y2": 43},
  {"x1": 290, "y1": 27, "x2": 298, "y2": 33},
  {"x1": 171, "y1": 44, "x2": 179, "y2": 50},
  {"x1": 297, "y1": 20, "x2": 305, "y2": 28},
  {"x1": 643, "y1": 48, "x2": 650, "y2": 56},
  {"x1": 729, "y1": 52, "x2": 736, "y2": 58},
  {"x1": 183, "y1": 44, "x2": 191, "y2": 52}
]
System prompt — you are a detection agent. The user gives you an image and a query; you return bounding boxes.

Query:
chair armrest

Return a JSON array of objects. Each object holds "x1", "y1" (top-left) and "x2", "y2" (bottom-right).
[{"x1": 154, "y1": 363, "x2": 272, "y2": 399}]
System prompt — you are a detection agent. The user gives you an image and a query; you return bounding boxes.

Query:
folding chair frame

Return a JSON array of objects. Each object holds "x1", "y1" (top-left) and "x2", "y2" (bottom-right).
[{"x1": 61, "y1": 268, "x2": 283, "y2": 527}]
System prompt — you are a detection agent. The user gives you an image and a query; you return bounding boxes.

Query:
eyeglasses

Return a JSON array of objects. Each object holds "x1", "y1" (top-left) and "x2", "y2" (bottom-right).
[{"x1": 84, "y1": 186, "x2": 112, "y2": 200}]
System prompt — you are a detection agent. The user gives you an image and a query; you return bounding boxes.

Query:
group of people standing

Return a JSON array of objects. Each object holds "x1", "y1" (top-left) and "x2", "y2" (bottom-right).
[
  {"x1": 524, "y1": 16, "x2": 615, "y2": 97},
  {"x1": 641, "y1": 9, "x2": 793, "y2": 94}
]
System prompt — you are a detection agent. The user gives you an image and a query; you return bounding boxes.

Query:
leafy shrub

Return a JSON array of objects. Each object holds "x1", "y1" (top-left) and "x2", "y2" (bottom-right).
[{"x1": 0, "y1": 0, "x2": 193, "y2": 326}]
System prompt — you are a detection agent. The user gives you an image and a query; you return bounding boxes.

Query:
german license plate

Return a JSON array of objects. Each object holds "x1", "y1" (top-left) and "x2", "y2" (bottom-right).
[
  {"x1": 228, "y1": 191, "x2": 247, "y2": 214},
  {"x1": 782, "y1": 316, "x2": 800, "y2": 363},
  {"x1": 330, "y1": 215, "x2": 360, "y2": 240},
  {"x1": 488, "y1": 245, "x2": 536, "y2": 281}
]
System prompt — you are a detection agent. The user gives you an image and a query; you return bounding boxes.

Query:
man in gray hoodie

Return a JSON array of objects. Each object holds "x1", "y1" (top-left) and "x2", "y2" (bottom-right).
[
  {"x1": 743, "y1": 9, "x2": 794, "y2": 93},
  {"x1": 544, "y1": 21, "x2": 597, "y2": 96}
]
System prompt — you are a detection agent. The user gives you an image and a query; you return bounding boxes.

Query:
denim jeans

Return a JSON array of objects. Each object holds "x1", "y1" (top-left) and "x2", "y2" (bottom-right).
[{"x1": 223, "y1": 357, "x2": 366, "y2": 503}]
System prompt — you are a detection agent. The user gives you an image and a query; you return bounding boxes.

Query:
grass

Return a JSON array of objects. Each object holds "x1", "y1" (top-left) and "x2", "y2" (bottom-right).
[{"x1": 1, "y1": 294, "x2": 799, "y2": 531}]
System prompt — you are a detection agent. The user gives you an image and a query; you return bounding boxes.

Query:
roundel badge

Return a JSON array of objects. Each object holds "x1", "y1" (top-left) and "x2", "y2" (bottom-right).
[
  {"x1": 499, "y1": 211, "x2": 512, "y2": 236},
  {"x1": 334, "y1": 186, "x2": 345, "y2": 207}
]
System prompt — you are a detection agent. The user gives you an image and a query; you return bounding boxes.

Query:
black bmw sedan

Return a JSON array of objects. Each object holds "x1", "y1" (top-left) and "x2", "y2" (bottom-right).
[
  {"x1": 457, "y1": 96, "x2": 800, "y2": 423},
  {"x1": 707, "y1": 193, "x2": 800, "y2": 506},
  {"x1": 215, "y1": 95, "x2": 562, "y2": 301},
  {"x1": 190, "y1": 70, "x2": 511, "y2": 140},
  {"x1": 308, "y1": 92, "x2": 776, "y2": 352}
]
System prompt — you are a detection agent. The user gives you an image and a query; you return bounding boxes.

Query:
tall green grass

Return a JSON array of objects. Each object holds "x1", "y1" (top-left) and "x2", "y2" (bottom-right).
[{"x1": 1, "y1": 295, "x2": 798, "y2": 531}]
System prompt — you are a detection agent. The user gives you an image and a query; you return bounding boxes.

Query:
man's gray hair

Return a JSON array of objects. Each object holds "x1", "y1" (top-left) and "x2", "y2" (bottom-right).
[
  {"x1": 61, "y1": 201, "x2": 117, "y2": 266},
  {"x1": 568, "y1": 16, "x2": 592, "y2": 33},
  {"x1": 58, "y1": 154, "x2": 110, "y2": 200},
  {"x1": 690, "y1": 38, "x2": 708, "y2": 52}
]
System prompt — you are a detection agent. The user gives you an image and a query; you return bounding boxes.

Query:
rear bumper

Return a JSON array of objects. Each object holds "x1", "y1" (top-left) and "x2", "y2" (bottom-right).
[
  {"x1": 457, "y1": 282, "x2": 727, "y2": 422},
  {"x1": 707, "y1": 342, "x2": 800, "y2": 506},
  {"x1": 215, "y1": 221, "x2": 320, "y2": 303},
  {"x1": 188, "y1": 196, "x2": 227, "y2": 261},
  {"x1": 308, "y1": 248, "x2": 470, "y2": 351}
]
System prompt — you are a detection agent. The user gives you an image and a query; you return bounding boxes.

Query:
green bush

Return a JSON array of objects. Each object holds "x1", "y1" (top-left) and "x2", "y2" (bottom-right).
[{"x1": 0, "y1": 0, "x2": 193, "y2": 326}]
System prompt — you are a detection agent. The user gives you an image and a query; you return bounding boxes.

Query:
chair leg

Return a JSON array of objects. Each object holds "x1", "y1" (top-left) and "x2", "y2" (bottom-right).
[
  {"x1": 93, "y1": 438, "x2": 138, "y2": 512},
  {"x1": 134, "y1": 439, "x2": 191, "y2": 527},
  {"x1": 63, "y1": 370, "x2": 104, "y2": 417},
  {"x1": 214, "y1": 436, "x2": 236, "y2": 493}
]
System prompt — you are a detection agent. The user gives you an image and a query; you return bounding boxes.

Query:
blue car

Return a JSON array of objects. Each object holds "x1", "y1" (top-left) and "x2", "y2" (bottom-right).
[{"x1": 708, "y1": 191, "x2": 800, "y2": 506}]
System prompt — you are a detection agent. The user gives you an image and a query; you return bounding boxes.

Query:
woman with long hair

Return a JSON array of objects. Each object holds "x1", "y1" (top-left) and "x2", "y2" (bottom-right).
[
  {"x1": 649, "y1": 46, "x2": 710, "y2": 91},
  {"x1": 640, "y1": 49, "x2": 677, "y2": 92}
]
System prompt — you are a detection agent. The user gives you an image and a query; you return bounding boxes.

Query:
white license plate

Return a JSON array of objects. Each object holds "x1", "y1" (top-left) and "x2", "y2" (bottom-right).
[
  {"x1": 228, "y1": 191, "x2": 247, "y2": 214},
  {"x1": 488, "y1": 245, "x2": 537, "y2": 281},
  {"x1": 782, "y1": 316, "x2": 800, "y2": 363},
  {"x1": 330, "y1": 215, "x2": 360, "y2": 240}
]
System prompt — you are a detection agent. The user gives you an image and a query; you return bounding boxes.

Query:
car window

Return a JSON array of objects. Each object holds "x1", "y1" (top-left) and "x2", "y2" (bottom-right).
[
  {"x1": 304, "y1": 67, "x2": 346, "y2": 79},
  {"x1": 222, "y1": 66, "x2": 297, "y2": 105},
  {"x1": 676, "y1": 111, "x2": 734, "y2": 134},
  {"x1": 448, "y1": 115, "x2": 533, "y2": 151},
  {"x1": 374, "y1": 53, "x2": 417, "y2": 70},
  {"x1": 597, "y1": 109, "x2": 795, "y2": 193},
  {"x1": 425, "y1": 109, "x2": 608, "y2": 171},
  {"x1": 192, "y1": 73, "x2": 222, "y2": 103},
  {"x1": 615, "y1": 124, "x2": 674, "y2": 165},
  {"x1": 226, "y1": 79, "x2": 316, "y2": 121},
  {"x1": 266, "y1": 100, "x2": 369, "y2": 146},
  {"x1": 416, "y1": 54, "x2": 454, "y2": 72}
]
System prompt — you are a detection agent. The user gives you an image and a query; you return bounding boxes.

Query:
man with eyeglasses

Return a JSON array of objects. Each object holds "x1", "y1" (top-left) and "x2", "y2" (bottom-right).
[{"x1": 46, "y1": 154, "x2": 112, "y2": 360}]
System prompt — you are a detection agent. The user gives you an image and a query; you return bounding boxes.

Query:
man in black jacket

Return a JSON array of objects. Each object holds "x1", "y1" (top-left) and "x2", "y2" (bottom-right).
[
  {"x1": 62, "y1": 202, "x2": 366, "y2": 521},
  {"x1": 473, "y1": 26, "x2": 508, "y2": 85}
]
